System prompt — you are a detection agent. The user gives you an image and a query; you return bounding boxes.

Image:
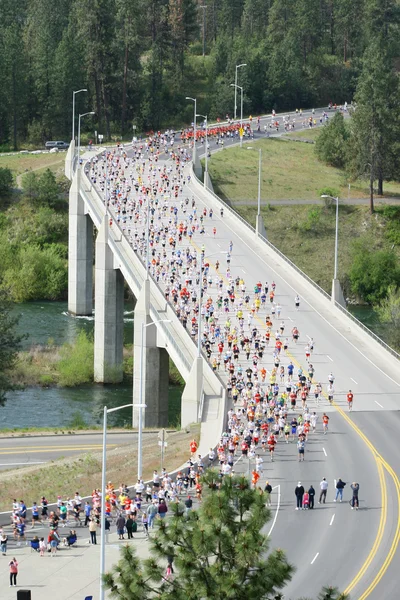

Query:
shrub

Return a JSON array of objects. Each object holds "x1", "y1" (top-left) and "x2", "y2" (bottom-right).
[
  {"x1": 349, "y1": 239, "x2": 400, "y2": 304},
  {"x1": 57, "y1": 331, "x2": 94, "y2": 386},
  {"x1": 315, "y1": 112, "x2": 349, "y2": 169},
  {"x1": 0, "y1": 167, "x2": 13, "y2": 199}
]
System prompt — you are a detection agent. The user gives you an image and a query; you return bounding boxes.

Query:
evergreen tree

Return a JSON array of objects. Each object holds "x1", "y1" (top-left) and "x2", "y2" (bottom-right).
[
  {"x1": 104, "y1": 470, "x2": 294, "y2": 599},
  {"x1": 315, "y1": 112, "x2": 350, "y2": 168},
  {"x1": 347, "y1": 39, "x2": 400, "y2": 212}
]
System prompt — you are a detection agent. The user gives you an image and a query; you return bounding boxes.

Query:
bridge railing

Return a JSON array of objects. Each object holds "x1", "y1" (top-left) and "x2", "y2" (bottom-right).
[{"x1": 191, "y1": 164, "x2": 400, "y2": 361}]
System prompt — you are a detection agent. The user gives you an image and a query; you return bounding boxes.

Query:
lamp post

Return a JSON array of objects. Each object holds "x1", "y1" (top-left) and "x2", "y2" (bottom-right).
[
  {"x1": 136, "y1": 319, "x2": 171, "y2": 478},
  {"x1": 196, "y1": 114, "x2": 208, "y2": 187},
  {"x1": 100, "y1": 402, "x2": 133, "y2": 600},
  {"x1": 257, "y1": 148, "x2": 262, "y2": 217},
  {"x1": 186, "y1": 97, "x2": 197, "y2": 162},
  {"x1": 234, "y1": 64, "x2": 246, "y2": 121},
  {"x1": 72, "y1": 89, "x2": 87, "y2": 143},
  {"x1": 321, "y1": 194, "x2": 339, "y2": 279},
  {"x1": 230, "y1": 84, "x2": 243, "y2": 147},
  {"x1": 78, "y1": 111, "x2": 95, "y2": 168}
]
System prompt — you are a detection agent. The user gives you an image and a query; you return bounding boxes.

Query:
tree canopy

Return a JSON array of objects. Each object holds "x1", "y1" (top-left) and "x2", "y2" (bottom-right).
[{"x1": 0, "y1": 288, "x2": 25, "y2": 404}]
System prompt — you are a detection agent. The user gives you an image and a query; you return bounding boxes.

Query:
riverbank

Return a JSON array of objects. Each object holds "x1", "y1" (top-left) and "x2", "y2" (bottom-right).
[
  {"x1": 7, "y1": 332, "x2": 184, "y2": 388},
  {"x1": 0, "y1": 424, "x2": 199, "y2": 512}
]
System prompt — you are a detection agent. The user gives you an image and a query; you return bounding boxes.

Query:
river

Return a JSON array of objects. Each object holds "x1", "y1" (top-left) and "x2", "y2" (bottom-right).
[{"x1": 4, "y1": 301, "x2": 182, "y2": 430}]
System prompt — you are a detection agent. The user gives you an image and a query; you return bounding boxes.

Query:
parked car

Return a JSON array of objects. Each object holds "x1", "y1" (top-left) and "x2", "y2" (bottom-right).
[{"x1": 45, "y1": 140, "x2": 69, "y2": 150}]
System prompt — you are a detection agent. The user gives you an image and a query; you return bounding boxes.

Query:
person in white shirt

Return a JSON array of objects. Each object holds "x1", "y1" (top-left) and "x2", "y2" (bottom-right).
[
  {"x1": 319, "y1": 478, "x2": 328, "y2": 504},
  {"x1": 255, "y1": 455, "x2": 263, "y2": 473}
]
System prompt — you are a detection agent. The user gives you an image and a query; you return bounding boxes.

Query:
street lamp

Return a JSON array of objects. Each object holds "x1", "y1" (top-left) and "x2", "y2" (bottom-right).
[
  {"x1": 196, "y1": 114, "x2": 208, "y2": 187},
  {"x1": 100, "y1": 402, "x2": 133, "y2": 600},
  {"x1": 136, "y1": 319, "x2": 171, "y2": 478},
  {"x1": 257, "y1": 148, "x2": 262, "y2": 217},
  {"x1": 230, "y1": 84, "x2": 243, "y2": 147},
  {"x1": 234, "y1": 64, "x2": 246, "y2": 121},
  {"x1": 77, "y1": 112, "x2": 95, "y2": 168},
  {"x1": 321, "y1": 194, "x2": 339, "y2": 280},
  {"x1": 72, "y1": 88, "x2": 87, "y2": 143},
  {"x1": 186, "y1": 97, "x2": 197, "y2": 162}
]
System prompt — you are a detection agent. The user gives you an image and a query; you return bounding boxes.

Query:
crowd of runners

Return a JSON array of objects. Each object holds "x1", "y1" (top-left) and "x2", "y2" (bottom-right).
[{"x1": 1, "y1": 112, "x2": 361, "y2": 562}]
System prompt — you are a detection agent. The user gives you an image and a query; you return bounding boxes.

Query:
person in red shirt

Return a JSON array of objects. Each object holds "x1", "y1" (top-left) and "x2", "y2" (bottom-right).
[
  {"x1": 267, "y1": 435, "x2": 276, "y2": 461},
  {"x1": 241, "y1": 441, "x2": 249, "y2": 457},
  {"x1": 347, "y1": 390, "x2": 354, "y2": 412},
  {"x1": 190, "y1": 439, "x2": 198, "y2": 455}
]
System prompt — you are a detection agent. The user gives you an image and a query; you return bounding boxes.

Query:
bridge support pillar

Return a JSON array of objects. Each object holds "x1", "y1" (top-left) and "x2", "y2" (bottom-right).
[
  {"x1": 94, "y1": 216, "x2": 124, "y2": 383},
  {"x1": 256, "y1": 214, "x2": 267, "y2": 239},
  {"x1": 68, "y1": 171, "x2": 93, "y2": 316},
  {"x1": 194, "y1": 150, "x2": 203, "y2": 179},
  {"x1": 331, "y1": 278, "x2": 346, "y2": 308},
  {"x1": 133, "y1": 280, "x2": 169, "y2": 428},
  {"x1": 181, "y1": 356, "x2": 203, "y2": 429}
]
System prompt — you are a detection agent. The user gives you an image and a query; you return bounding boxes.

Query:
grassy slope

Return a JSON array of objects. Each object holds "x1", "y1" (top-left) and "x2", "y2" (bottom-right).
[
  {"x1": 0, "y1": 425, "x2": 199, "y2": 512},
  {"x1": 208, "y1": 136, "x2": 400, "y2": 202},
  {"x1": 0, "y1": 153, "x2": 65, "y2": 177}
]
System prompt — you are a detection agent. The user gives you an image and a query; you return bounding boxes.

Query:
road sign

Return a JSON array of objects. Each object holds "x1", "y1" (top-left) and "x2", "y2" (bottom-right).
[
  {"x1": 98, "y1": 134, "x2": 104, "y2": 142},
  {"x1": 132, "y1": 125, "x2": 137, "y2": 130},
  {"x1": 158, "y1": 428, "x2": 169, "y2": 440},
  {"x1": 158, "y1": 440, "x2": 168, "y2": 447}
]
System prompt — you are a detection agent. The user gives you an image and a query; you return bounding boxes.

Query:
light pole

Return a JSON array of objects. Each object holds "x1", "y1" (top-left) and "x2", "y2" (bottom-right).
[
  {"x1": 321, "y1": 194, "x2": 339, "y2": 279},
  {"x1": 136, "y1": 319, "x2": 171, "y2": 479},
  {"x1": 186, "y1": 97, "x2": 197, "y2": 162},
  {"x1": 196, "y1": 114, "x2": 208, "y2": 187},
  {"x1": 231, "y1": 84, "x2": 243, "y2": 147},
  {"x1": 72, "y1": 89, "x2": 87, "y2": 143},
  {"x1": 234, "y1": 64, "x2": 246, "y2": 121},
  {"x1": 78, "y1": 111, "x2": 95, "y2": 167},
  {"x1": 100, "y1": 403, "x2": 133, "y2": 600}
]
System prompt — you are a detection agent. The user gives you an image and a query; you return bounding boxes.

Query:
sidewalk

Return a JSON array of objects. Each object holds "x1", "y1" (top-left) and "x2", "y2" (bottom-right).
[{"x1": 1, "y1": 525, "x2": 153, "y2": 600}]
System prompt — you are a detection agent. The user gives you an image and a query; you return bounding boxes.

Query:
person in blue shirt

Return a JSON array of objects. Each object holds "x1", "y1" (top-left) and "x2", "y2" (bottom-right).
[
  {"x1": 19, "y1": 501, "x2": 27, "y2": 522},
  {"x1": 31, "y1": 502, "x2": 40, "y2": 528},
  {"x1": 84, "y1": 501, "x2": 92, "y2": 527}
]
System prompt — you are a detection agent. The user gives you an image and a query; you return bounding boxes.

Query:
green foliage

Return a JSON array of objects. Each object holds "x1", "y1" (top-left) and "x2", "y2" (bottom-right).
[
  {"x1": 57, "y1": 331, "x2": 94, "y2": 387},
  {"x1": 379, "y1": 206, "x2": 400, "y2": 245},
  {"x1": 2, "y1": 244, "x2": 67, "y2": 302},
  {"x1": 297, "y1": 207, "x2": 323, "y2": 233},
  {"x1": 0, "y1": 288, "x2": 25, "y2": 404},
  {"x1": 21, "y1": 169, "x2": 60, "y2": 207},
  {"x1": 67, "y1": 410, "x2": 88, "y2": 429},
  {"x1": 315, "y1": 113, "x2": 350, "y2": 169},
  {"x1": 349, "y1": 238, "x2": 400, "y2": 303},
  {"x1": 104, "y1": 470, "x2": 294, "y2": 599},
  {"x1": 0, "y1": 167, "x2": 13, "y2": 199},
  {"x1": 376, "y1": 286, "x2": 400, "y2": 350}
]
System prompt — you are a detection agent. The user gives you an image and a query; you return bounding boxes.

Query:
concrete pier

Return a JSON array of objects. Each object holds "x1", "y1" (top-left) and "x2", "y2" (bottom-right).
[
  {"x1": 133, "y1": 280, "x2": 169, "y2": 428},
  {"x1": 68, "y1": 172, "x2": 93, "y2": 316},
  {"x1": 94, "y1": 217, "x2": 124, "y2": 383}
]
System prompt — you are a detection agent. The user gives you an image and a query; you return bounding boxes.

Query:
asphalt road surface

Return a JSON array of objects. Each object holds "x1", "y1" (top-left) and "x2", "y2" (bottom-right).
[{"x1": 0, "y1": 432, "x2": 139, "y2": 471}]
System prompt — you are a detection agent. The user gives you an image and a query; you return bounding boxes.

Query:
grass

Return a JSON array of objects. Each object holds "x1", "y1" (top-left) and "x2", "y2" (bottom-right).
[
  {"x1": 0, "y1": 424, "x2": 200, "y2": 512},
  {"x1": 207, "y1": 137, "x2": 400, "y2": 202},
  {"x1": 285, "y1": 128, "x2": 321, "y2": 141},
  {"x1": 232, "y1": 204, "x2": 400, "y2": 294},
  {"x1": 0, "y1": 152, "x2": 65, "y2": 178}
]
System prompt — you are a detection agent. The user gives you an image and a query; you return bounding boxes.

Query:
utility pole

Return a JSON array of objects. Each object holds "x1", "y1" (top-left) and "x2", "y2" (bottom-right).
[{"x1": 200, "y1": 5, "x2": 207, "y2": 57}]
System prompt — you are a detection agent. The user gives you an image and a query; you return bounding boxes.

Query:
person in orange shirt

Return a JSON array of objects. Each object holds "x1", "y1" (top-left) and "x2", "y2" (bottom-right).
[
  {"x1": 251, "y1": 470, "x2": 260, "y2": 488},
  {"x1": 260, "y1": 367, "x2": 267, "y2": 381},
  {"x1": 190, "y1": 439, "x2": 198, "y2": 455}
]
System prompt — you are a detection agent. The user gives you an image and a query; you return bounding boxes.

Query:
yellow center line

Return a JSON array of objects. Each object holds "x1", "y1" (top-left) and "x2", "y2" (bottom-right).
[
  {"x1": 0, "y1": 445, "x2": 116, "y2": 455},
  {"x1": 192, "y1": 239, "x2": 399, "y2": 599}
]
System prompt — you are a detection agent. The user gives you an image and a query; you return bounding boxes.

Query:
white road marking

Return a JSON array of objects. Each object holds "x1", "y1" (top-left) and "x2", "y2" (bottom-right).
[
  {"x1": 350, "y1": 377, "x2": 358, "y2": 385},
  {"x1": 327, "y1": 355, "x2": 333, "y2": 362},
  {"x1": 306, "y1": 335, "x2": 312, "y2": 340},
  {"x1": 268, "y1": 485, "x2": 281, "y2": 537},
  {"x1": 288, "y1": 316, "x2": 293, "y2": 322},
  {"x1": 311, "y1": 552, "x2": 319, "y2": 565},
  {"x1": 0, "y1": 462, "x2": 46, "y2": 466},
  {"x1": 322, "y1": 447, "x2": 327, "y2": 457},
  {"x1": 191, "y1": 184, "x2": 400, "y2": 388},
  {"x1": 330, "y1": 514, "x2": 335, "y2": 526},
  {"x1": 217, "y1": 243, "x2": 221, "y2": 247},
  {"x1": 242, "y1": 269, "x2": 246, "y2": 274},
  {"x1": 375, "y1": 401, "x2": 384, "y2": 408}
]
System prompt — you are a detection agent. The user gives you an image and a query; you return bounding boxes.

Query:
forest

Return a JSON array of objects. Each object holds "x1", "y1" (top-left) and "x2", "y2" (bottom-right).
[{"x1": 0, "y1": 0, "x2": 399, "y2": 148}]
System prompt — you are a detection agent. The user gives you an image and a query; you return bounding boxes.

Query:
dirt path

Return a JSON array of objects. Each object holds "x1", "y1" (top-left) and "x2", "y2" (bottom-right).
[{"x1": 15, "y1": 158, "x2": 64, "y2": 189}]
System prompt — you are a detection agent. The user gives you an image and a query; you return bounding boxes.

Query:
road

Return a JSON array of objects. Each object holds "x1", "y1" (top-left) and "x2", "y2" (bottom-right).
[
  {"x1": 183, "y1": 126, "x2": 400, "y2": 598},
  {"x1": 85, "y1": 108, "x2": 400, "y2": 599},
  {"x1": 0, "y1": 432, "x2": 143, "y2": 471}
]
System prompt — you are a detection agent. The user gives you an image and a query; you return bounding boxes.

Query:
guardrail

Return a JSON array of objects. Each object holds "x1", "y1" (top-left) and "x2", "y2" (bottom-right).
[{"x1": 191, "y1": 161, "x2": 400, "y2": 361}]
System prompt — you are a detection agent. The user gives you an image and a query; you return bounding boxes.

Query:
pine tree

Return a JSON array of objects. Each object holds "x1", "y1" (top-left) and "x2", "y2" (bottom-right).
[
  {"x1": 104, "y1": 470, "x2": 294, "y2": 599},
  {"x1": 0, "y1": 289, "x2": 25, "y2": 405}
]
